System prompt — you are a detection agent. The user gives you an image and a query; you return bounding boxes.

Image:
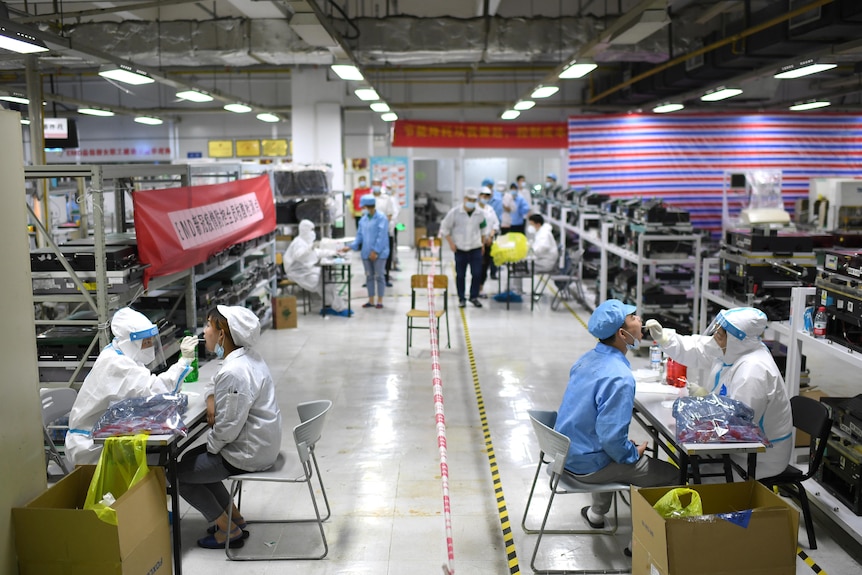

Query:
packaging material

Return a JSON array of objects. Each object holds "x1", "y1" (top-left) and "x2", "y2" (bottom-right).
[
  {"x1": 490, "y1": 232, "x2": 528, "y2": 266},
  {"x1": 673, "y1": 395, "x2": 770, "y2": 444},
  {"x1": 13, "y1": 465, "x2": 172, "y2": 575},
  {"x1": 796, "y1": 388, "x2": 829, "y2": 446},
  {"x1": 92, "y1": 394, "x2": 188, "y2": 439},
  {"x1": 272, "y1": 296, "x2": 298, "y2": 329},
  {"x1": 632, "y1": 481, "x2": 799, "y2": 575},
  {"x1": 84, "y1": 435, "x2": 151, "y2": 525}
]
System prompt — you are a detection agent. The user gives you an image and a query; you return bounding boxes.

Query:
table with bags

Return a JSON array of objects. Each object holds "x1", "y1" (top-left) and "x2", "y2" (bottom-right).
[
  {"x1": 490, "y1": 232, "x2": 536, "y2": 311},
  {"x1": 633, "y1": 388, "x2": 767, "y2": 484}
]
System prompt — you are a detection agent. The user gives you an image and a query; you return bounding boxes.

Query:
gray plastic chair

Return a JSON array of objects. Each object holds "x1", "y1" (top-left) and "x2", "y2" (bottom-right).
[
  {"x1": 522, "y1": 409, "x2": 630, "y2": 574},
  {"x1": 40, "y1": 388, "x2": 77, "y2": 477},
  {"x1": 549, "y1": 248, "x2": 586, "y2": 311},
  {"x1": 225, "y1": 399, "x2": 332, "y2": 560}
]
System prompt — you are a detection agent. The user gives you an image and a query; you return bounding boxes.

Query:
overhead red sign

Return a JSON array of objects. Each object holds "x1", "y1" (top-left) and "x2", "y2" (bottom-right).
[
  {"x1": 134, "y1": 175, "x2": 276, "y2": 286},
  {"x1": 392, "y1": 120, "x2": 568, "y2": 149}
]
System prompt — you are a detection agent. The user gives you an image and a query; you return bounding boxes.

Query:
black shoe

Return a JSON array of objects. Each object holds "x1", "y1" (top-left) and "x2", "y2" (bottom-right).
[
  {"x1": 470, "y1": 298, "x2": 483, "y2": 308},
  {"x1": 386, "y1": 281, "x2": 393, "y2": 287},
  {"x1": 458, "y1": 299, "x2": 466, "y2": 308},
  {"x1": 580, "y1": 506, "x2": 605, "y2": 529}
]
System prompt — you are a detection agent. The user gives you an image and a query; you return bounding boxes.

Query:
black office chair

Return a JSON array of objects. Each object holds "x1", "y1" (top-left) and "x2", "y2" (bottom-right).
[{"x1": 759, "y1": 395, "x2": 832, "y2": 549}]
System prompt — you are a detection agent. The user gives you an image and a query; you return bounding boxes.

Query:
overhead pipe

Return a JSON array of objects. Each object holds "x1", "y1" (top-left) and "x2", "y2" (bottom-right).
[{"x1": 588, "y1": 0, "x2": 835, "y2": 105}]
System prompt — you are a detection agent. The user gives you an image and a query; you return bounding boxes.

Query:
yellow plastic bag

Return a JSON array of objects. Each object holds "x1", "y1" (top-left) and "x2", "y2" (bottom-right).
[
  {"x1": 652, "y1": 487, "x2": 703, "y2": 519},
  {"x1": 83, "y1": 434, "x2": 150, "y2": 525},
  {"x1": 490, "y1": 232, "x2": 528, "y2": 266}
]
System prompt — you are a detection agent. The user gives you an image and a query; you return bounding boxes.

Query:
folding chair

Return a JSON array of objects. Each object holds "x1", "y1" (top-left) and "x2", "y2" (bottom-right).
[
  {"x1": 416, "y1": 237, "x2": 442, "y2": 274},
  {"x1": 225, "y1": 399, "x2": 332, "y2": 560},
  {"x1": 522, "y1": 409, "x2": 630, "y2": 574},
  {"x1": 40, "y1": 387, "x2": 77, "y2": 477},
  {"x1": 406, "y1": 274, "x2": 451, "y2": 354},
  {"x1": 533, "y1": 242, "x2": 566, "y2": 302},
  {"x1": 549, "y1": 248, "x2": 586, "y2": 311}
]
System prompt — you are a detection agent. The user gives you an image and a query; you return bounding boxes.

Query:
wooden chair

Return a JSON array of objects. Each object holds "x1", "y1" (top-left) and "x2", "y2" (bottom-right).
[
  {"x1": 406, "y1": 274, "x2": 450, "y2": 354},
  {"x1": 416, "y1": 237, "x2": 442, "y2": 274}
]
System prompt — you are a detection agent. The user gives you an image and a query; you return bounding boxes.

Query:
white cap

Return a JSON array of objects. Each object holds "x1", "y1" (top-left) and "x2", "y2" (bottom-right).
[{"x1": 217, "y1": 305, "x2": 261, "y2": 348}]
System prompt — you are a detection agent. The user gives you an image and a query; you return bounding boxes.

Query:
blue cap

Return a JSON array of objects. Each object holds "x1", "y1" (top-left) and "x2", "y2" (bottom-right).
[
  {"x1": 588, "y1": 299, "x2": 637, "y2": 339},
  {"x1": 547, "y1": 173, "x2": 557, "y2": 181},
  {"x1": 481, "y1": 178, "x2": 494, "y2": 187},
  {"x1": 360, "y1": 195, "x2": 376, "y2": 207}
]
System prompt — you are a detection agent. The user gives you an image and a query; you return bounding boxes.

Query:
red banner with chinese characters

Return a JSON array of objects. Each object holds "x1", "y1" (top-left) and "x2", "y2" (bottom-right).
[
  {"x1": 134, "y1": 175, "x2": 276, "y2": 286},
  {"x1": 392, "y1": 120, "x2": 568, "y2": 149}
]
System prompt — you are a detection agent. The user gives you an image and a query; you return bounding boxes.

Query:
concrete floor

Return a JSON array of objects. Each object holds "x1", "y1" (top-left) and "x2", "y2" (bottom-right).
[{"x1": 176, "y1": 247, "x2": 862, "y2": 575}]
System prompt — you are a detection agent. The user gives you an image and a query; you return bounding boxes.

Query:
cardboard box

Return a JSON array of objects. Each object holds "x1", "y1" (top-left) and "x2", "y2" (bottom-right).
[
  {"x1": 796, "y1": 388, "x2": 829, "y2": 446},
  {"x1": 272, "y1": 295, "x2": 298, "y2": 329},
  {"x1": 13, "y1": 465, "x2": 172, "y2": 575},
  {"x1": 632, "y1": 481, "x2": 799, "y2": 575}
]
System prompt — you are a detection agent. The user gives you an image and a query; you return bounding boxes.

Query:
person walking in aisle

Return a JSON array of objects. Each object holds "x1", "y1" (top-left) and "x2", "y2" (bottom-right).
[
  {"x1": 440, "y1": 189, "x2": 491, "y2": 308},
  {"x1": 340, "y1": 195, "x2": 390, "y2": 308}
]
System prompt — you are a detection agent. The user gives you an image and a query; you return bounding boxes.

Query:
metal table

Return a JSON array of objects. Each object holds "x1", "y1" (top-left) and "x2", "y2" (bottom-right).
[{"x1": 320, "y1": 258, "x2": 352, "y2": 315}]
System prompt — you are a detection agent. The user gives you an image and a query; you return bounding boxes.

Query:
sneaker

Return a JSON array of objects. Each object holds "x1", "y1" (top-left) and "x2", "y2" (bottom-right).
[
  {"x1": 580, "y1": 506, "x2": 605, "y2": 529},
  {"x1": 385, "y1": 281, "x2": 393, "y2": 287},
  {"x1": 478, "y1": 293, "x2": 488, "y2": 299},
  {"x1": 458, "y1": 299, "x2": 466, "y2": 308},
  {"x1": 470, "y1": 298, "x2": 483, "y2": 308}
]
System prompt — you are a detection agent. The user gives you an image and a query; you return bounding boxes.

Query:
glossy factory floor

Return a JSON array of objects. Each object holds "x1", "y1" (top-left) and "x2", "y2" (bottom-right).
[{"x1": 177, "y1": 248, "x2": 862, "y2": 575}]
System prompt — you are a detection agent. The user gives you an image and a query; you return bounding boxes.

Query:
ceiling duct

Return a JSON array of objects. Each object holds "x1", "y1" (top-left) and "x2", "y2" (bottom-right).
[
  {"x1": 608, "y1": 8, "x2": 670, "y2": 45},
  {"x1": 289, "y1": 13, "x2": 338, "y2": 47}
]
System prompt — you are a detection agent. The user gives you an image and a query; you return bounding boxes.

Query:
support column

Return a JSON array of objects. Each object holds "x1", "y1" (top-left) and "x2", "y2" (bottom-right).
[{"x1": 291, "y1": 68, "x2": 344, "y2": 192}]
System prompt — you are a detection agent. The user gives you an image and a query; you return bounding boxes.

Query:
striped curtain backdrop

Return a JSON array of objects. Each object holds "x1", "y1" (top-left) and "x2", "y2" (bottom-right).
[{"x1": 567, "y1": 114, "x2": 862, "y2": 237}]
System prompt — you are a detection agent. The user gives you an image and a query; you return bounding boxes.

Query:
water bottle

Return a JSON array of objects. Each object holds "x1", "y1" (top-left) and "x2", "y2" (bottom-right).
[
  {"x1": 183, "y1": 329, "x2": 199, "y2": 382},
  {"x1": 649, "y1": 341, "x2": 662, "y2": 371},
  {"x1": 813, "y1": 306, "x2": 828, "y2": 339}
]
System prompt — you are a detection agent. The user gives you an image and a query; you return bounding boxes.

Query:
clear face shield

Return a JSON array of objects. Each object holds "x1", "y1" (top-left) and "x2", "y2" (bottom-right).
[
  {"x1": 130, "y1": 324, "x2": 166, "y2": 368},
  {"x1": 703, "y1": 310, "x2": 728, "y2": 338}
]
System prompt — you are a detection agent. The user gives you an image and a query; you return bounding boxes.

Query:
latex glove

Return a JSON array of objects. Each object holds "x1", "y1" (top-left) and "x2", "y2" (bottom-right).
[
  {"x1": 645, "y1": 319, "x2": 668, "y2": 345},
  {"x1": 687, "y1": 382, "x2": 710, "y2": 397},
  {"x1": 180, "y1": 335, "x2": 198, "y2": 360}
]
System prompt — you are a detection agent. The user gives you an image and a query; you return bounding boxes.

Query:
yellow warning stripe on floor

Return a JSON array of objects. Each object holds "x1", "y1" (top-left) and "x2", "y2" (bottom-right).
[
  {"x1": 459, "y1": 307, "x2": 521, "y2": 574},
  {"x1": 797, "y1": 547, "x2": 826, "y2": 574}
]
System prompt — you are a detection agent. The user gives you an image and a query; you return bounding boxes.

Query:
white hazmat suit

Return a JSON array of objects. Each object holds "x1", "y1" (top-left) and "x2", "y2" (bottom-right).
[
  {"x1": 66, "y1": 307, "x2": 194, "y2": 465},
  {"x1": 648, "y1": 307, "x2": 793, "y2": 479},
  {"x1": 529, "y1": 222, "x2": 559, "y2": 273},
  {"x1": 283, "y1": 219, "x2": 347, "y2": 312}
]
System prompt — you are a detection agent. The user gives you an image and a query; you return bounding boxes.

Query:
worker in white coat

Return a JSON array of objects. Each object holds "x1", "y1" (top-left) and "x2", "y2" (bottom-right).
[
  {"x1": 527, "y1": 213, "x2": 559, "y2": 273},
  {"x1": 646, "y1": 307, "x2": 793, "y2": 479},
  {"x1": 283, "y1": 219, "x2": 349, "y2": 315},
  {"x1": 66, "y1": 307, "x2": 198, "y2": 465}
]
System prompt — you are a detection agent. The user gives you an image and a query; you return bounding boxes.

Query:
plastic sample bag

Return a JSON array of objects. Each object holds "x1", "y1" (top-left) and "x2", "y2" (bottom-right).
[
  {"x1": 83, "y1": 434, "x2": 150, "y2": 524},
  {"x1": 652, "y1": 488, "x2": 703, "y2": 519},
  {"x1": 672, "y1": 395, "x2": 770, "y2": 445},
  {"x1": 490, "y1": 232, "x2": 528, "y2": 266},
  {"x1": 91, "y1": 393, "x2": 188, "y2": 439}
]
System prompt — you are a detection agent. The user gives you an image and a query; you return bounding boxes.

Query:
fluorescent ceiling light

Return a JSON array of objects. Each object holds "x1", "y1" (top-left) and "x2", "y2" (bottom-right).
[
  {"x1": 98, "y1": 64, "x2": 154, "y2": 86},
  {"x1": 381, "y1": 112, "x2": 398, "y2": 122},
  {"x1": 224, "y1": 103, "x2": 252, "y2": 113},
  {"x1": 789, "y1": 100, "x2": 831, "y2": 111},
  {"x1": 331, "y1": 64, "x2": 364, "y2": 81},
  {"x1": 78, "y1": 107, "x2": 115, "y2": 117},
  {"x1": 774, "y1": 62, "x2": 837, "y2": 79},
  {"x1": 652, "y1": 102, "x2": 684, "y2": 114},
  {"x1": 501, "y1": 110, "x2": 521, "y2": 120},
  {"x1": 0, "y1": 25, "x2": 49, "y2": 54},
  {"x1": 176, "y1": 90, "x2": 213, "y2": 103},
  {"x1": 354, "y1": 88, "x2": 379, "y2": 101},
  {"x1": 256, "y1": 112, "x2": 280, "y2": 123},
  {"x1": 370, "y1": 102, "x2": 390, "y2": 113},
  {"x1": 531, "y1": 85, "x2": 559, "y2": 99},
  {"x1": 0, "y1": 94, "x2": 29, "y2": 104},
  {"x1": 20, "y1": 118, "x2": 30, "y2": 125},
  {"x1": 559, "y1": 62, "x2": 598, "y2": 79},
  {"x1": 701, "y1": 88, "x2": 743, "y2": 102},
  {"x1": 134, "y1": 116, "x2": 163, "y2": 125},
  {"x1": 609, "y1": 9, "x2": 669, "y2": 45},
  {"x1": 514, "y1": 100, "x2": 535, "y2": 111}
]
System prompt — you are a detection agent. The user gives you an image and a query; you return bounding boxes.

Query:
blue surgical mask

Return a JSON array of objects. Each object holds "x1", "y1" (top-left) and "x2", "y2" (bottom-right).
[
  {"x1": 622, "y1": 329, "x2": 641, "y2": 351},
  {"x1": 465, "y1": 201, "x2": 476, "y2": 210},
  {"x1": 215, "y1": 342, "x2": 225, "y2": 359},
  {"x1": 372, "y1": 186, "x2": 381, "y2": 194},
  {"x1": 478, "y1": 198, "x2": 487, "y2": 206},
  {"x1": 361, "y1": 208, "x2": 369, "y2": 217}
]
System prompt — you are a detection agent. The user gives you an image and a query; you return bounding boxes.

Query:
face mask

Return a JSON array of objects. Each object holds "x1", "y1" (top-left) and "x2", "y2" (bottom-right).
[
  {"x1": 359, "y1": 181, "x2": 366, "y2": 187},
  {"x1": 526, "y1": 225, "x2": 537, "y2": 235},
  {"x1": 478, "y1": 198, "x2": 487, "y2": 206},
  {"x1": 361, "y1": 208, "x2": 369, "y2": 217},
  {"x1": 214, "y1": 333, "x2": 225, "y2": 359},
  {"x1": 372, "y1": 186, "x2": 381, "y2": 194},
  {"x1": 511, "y1": 190, "x2": 519, "y2": 196},
  {"x1": 545, "y1": 181, "x2": 552, "y2": 188},
  {"x1": 465, "y1": 201, "x2": 476, "y2": 210},
  {"x1": 622, "y1": 329, "x2": 641, "y2": 351},
  {"x1": 519, "y1": 182, "x2": 527, "y2": 189},
  {"x1": 139, "y1": 346, "x2": 155, "y2": 365}
]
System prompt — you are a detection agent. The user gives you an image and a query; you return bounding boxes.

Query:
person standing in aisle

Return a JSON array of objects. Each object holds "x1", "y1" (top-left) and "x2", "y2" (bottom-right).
[
  {"x1": 371, "y1": 178, "x2": 398, "y2": 287},
  {"x1": 340, "y1": 195, "x2": 390, "y2": 308},
  {"x1": 516, "y1": 174, "x2": 533, "y2": 206},
  {"x1": 484, "y1": 178, "x2": 502, "y2": 280},
  {"x1": 506, "y1": 182, "x2": 531, "y2": 234},
  {"x1": 555, "y1": 300, "x2": 679, "y2": 556},
  {"x1": 440, "y1": 189, "x2": 491, "y2": 308},
  {"x1": 351, "y1": 175, "x2": 371, "y2": 231},
  {"x1": 65, "y1": 307, "x2": 198, "y2": 465},
  {"x1": 646, "y1": 307, "x2": 793, "y2": 479},
  {"x1": 477, "y1": 187, "x2": 500, "y2": 298},
  {"x1": 177, "y1": 305, "x2": 282, "y2": 550},
  {"x1": 544, "y1": 173, "x2": 563, "y2": 199}
]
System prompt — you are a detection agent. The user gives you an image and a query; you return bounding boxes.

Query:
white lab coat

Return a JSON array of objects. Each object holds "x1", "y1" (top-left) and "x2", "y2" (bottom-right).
[
  {"x1": 481, "y1": 203, "x2": 500, "y2": 236},
  {"x1": 660, "y1": 309, "x2": 793, "y2": 479},
  {"x1": 66, "y1": 343, "x2": 191, "y2": 465},
  {"x1": 283, "y1": 233, "x2": 346, "y2": 311},
  {"x1": 501, "y1": 193, "x2": 514, "y2": 228},
  {"x1": 374, "y1": 192, "x2": 399, "y2": 235},
  {"x1": 530, "y1": 223, "x2": 559, "y2": 272}
]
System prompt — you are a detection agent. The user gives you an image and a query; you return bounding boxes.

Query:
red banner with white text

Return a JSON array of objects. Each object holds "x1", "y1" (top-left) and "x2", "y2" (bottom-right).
[
  {"x1": 392, "y1": 120, "x2": 567, "y2": 149},
  {"x1": 134, "y1": 175, "x2": 276, "y2": 286}
]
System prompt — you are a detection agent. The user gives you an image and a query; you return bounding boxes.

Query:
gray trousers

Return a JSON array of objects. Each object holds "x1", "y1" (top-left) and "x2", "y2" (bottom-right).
[
  {"x1": 571, "y1": 455, "x2": 679, "y2": 515},
  {"x1": 177, "y1": 444, "x2": 247, "y2": 523}
]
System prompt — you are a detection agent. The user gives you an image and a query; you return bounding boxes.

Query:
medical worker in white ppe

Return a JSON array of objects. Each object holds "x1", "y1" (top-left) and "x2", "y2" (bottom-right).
[
  {"x1": 66, "y1": 307, "x2": 198, "y2": 465},
  {"x1": 283, "y1": 219, "x2": 349, "y2": 316},
  {"x1": 646, "y1": 307, "x2": 793, "y2": 479}
]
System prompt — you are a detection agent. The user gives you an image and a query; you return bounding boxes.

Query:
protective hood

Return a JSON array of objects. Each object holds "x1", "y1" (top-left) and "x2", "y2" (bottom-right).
[
  {"x1": 298, "y1": 219, "x2": 316, "y2": 244},
  {"x1": 718, "y1": 307, "x2": 768, "y2": 364},
  {"x1": 111, "y1": 307, "x2": 160, "y2": 365},
  {"x1": 217, "y1": 305, "x2": 261, "y2": 348}
]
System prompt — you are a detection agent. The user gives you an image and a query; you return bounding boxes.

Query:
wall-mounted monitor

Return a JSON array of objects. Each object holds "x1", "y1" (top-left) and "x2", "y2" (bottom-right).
[{"x1": 44, "y1": 118, "x2": 79, "y2": 149}]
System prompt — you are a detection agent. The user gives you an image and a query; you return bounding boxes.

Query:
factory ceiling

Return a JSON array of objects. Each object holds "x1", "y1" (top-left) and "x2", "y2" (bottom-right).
[{"x1": 1, "y1": 0, "x2": 861, "y2": 123}]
